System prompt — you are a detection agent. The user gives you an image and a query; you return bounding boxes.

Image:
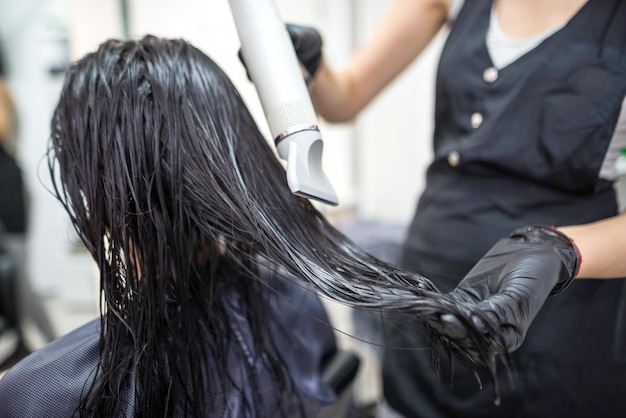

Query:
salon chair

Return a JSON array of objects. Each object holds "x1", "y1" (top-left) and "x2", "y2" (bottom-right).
[{"x1": 319, "y1": 349, "x2": 361, "y2": 418}]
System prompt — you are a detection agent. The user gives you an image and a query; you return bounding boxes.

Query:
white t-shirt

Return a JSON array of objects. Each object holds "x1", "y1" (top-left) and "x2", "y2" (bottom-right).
[{"x1": 448, "y1": 0, "x2": 626, "y2": 180}]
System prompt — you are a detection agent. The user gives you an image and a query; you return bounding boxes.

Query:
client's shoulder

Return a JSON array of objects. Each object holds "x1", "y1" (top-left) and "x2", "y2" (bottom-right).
[{"x1": 0, "y1": 319, "x2": 101, "y2": 418}]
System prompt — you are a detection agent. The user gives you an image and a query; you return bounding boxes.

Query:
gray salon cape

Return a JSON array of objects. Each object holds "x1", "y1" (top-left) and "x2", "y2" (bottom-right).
[{"x1": 0, "y1": 271, "x2": 337, "y2": 417}]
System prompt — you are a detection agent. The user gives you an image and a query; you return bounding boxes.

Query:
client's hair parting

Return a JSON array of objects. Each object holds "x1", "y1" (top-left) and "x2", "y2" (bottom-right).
[{"x1": 47, "y1": 36, "x2": 501, "y2": 417}]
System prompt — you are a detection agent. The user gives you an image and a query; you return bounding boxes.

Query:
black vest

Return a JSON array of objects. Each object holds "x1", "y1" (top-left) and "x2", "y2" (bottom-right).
[
  {"x1": 401, "y1": 0, "x2": 626, "y2": 285},
  {"x1": 386, "y1": 1, "x2": 626, "y2": 417}
]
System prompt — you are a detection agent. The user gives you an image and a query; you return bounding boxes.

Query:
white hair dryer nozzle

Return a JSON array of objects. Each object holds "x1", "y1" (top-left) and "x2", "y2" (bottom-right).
[
  {"x1": 276, "y1": 128, "x2": 339, "y2": 206},
  {"x1": 228, "y1": 0, "x2": 339, "y2": 206}
]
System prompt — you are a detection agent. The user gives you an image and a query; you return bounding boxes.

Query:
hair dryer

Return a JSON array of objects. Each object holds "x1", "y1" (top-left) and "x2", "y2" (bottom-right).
[{"x1": 228, "y1": 0, "x2": 339, "y2": 206}]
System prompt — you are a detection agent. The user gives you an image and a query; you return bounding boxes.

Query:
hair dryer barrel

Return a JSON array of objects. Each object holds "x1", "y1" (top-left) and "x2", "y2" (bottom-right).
[{"x1": 228, "y1": 0, "x2": 339, "y2": 206}]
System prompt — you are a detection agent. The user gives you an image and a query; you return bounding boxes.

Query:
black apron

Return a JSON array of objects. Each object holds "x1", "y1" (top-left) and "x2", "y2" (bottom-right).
[{"x1": 385, "y1": 1, "x2": 626, "y2": 416}]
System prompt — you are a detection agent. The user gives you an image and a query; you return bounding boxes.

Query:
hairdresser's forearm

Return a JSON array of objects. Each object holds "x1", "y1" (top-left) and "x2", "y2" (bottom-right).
[
  {"x1": 309, "y1": 61, "x2": 361, "y2": 122},
  {"x1": 310, "y1": 0, "x2": 449, "y2": 122},
  {"x1": 558, "y1": 211, "x2": 626, "y2": 279}
]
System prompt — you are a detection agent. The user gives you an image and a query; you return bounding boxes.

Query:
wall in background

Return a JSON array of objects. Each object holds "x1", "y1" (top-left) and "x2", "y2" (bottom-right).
[{"x1": 0, "y1": 0, "x2": 97, "y2": 306}]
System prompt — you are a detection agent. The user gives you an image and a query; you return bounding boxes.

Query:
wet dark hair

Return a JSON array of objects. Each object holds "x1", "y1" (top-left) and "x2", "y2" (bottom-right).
[{"x1": 47, "y1": 35, "x2": 497, "y2": 417}]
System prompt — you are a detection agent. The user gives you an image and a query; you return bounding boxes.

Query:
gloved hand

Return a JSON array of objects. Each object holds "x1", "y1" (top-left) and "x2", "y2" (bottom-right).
[
  {"x1": 435, "y1": 225, "x2": 581, "y2": 354},
  {"x1": 238, "y1": 23, "x2": 323, "y2": 83}
]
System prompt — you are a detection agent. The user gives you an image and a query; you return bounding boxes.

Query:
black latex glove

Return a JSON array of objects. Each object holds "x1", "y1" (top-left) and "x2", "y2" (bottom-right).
[
  {"x1": 285, "y1": 23, "x2": 323, "y2": 79},
  {"x1": 238, "y1": 23, "x2": 323, "y2": 83},
  {"x1": 436, "y1": 225, "x2": 581, "y2": 354}
]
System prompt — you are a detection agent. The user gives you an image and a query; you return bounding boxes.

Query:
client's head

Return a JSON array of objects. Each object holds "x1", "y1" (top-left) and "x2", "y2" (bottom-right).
[
  {"x1": 49, "y1": 35, "x2": 291, "y2": 282},
  {"x1": 49, "y1": 35, "x2": 319, "y2": 416},
  {"x1": 47, "y1": 35, "x2": 496, "y2": 417}
]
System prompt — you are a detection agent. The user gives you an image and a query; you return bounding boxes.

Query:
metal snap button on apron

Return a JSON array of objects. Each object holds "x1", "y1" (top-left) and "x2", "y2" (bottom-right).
[
  {"x1": 483, "y1": 67, "x2": 498, "y2": 83},
  {"x1": 447, "y1": 151, "x2": 460, "y2": 166},
  {"x1": 471, "y1": 112, "x2": 483, "y2": 128}
]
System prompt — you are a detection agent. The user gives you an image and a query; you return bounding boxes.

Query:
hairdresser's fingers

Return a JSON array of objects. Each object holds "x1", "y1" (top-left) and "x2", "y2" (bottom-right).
[
  {"x1": 474, "y1": 319, "x2": 524, "y2": 353},
  {"x1": 438, "y1": 313, "x2": 468, "y2": 339},
  {"x1": 285, "y1": 23, "x2": 323, "y2": 78},
  {"x1": 496, "y1": 325, "x2": 525, "y2": 352},
  {"x1": 469, "y1": 296, "x2": 529, "y2": 352},
  {"x1": 437, "y1": 311, "x2": 523, "y2": 354},
  {"x1": 428, "y1": 301, "x2": 479, "y2": 341},
  {"x1": 436, "y1": 310, "x2": 498, "y2": 340}
]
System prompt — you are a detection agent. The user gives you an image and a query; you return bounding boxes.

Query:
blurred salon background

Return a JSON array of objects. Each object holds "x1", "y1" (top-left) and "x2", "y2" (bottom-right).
[{"x1": 0, "y1": 0, "x2": 447, "y2": 407}]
